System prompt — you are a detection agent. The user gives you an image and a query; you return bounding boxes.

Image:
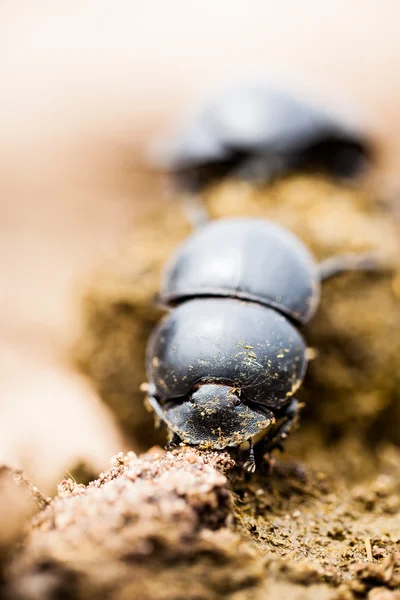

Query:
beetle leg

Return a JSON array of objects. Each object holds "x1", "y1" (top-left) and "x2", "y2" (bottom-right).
[
  {"x1": 263, "y1": 398, "x2": 301, "y2": 454},
  {"x1": 243, "y1": 438, "x2": 256, "y2": 473},
  {"x1": 165, "y1": 432, "x2": 181, "y2": 450},
  {"x1": 318, "y1": 252, "x2": 387, "y2": 282},
  {"x1": 182, "y1": 193, "x2": 210, "y2": 229}
]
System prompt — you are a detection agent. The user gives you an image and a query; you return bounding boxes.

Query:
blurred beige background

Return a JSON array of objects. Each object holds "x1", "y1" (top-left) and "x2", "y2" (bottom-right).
[{"x1": 0, "y1": 0, "x2": 399, "y2": 491}]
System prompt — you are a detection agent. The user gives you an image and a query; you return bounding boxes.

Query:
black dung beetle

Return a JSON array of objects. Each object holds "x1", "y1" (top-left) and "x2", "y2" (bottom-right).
[
  {"x1": 160, "y1": 82, "x2": 372, "y2": 192},
  {"x1": 145, "y1": 218, "x2": 379, "y2": 472}
]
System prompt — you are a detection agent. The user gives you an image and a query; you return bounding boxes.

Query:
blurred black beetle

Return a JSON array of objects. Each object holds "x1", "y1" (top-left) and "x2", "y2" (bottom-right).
[
  {"x1": 158, "y1": 82, "x2": 372, "y2": 192},
  {"x1": 145, "y1": 217, "x2": 378, "y2": 472}
]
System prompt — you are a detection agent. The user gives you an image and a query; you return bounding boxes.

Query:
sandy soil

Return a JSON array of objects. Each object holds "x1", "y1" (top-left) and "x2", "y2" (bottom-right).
[{"x1": 1, "y1": 445, "x2": 400, "y2": 600}]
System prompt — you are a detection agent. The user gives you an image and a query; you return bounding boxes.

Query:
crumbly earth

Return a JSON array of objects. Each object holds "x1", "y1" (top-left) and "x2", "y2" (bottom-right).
[
  {"x1": 72, "y1": 173, "x2": 400, "y2": 452},
  {"x1": 2, "y1": 446, "x2": 400, "y2": 600}
]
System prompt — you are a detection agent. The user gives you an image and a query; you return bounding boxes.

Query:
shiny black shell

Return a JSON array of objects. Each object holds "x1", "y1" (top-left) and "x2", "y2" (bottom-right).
[
  {"x1": 163, "y1": 82, "x2": 371, "y2": 190},
  {"x1": 161, "y1": 218, "x2": 320, "y2": 325},
  {"x1": 146, "y1": 297, "x2": 307, "y2": 410}
]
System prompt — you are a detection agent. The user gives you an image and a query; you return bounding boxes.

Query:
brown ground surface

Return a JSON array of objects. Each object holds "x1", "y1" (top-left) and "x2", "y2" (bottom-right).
[{"x1": 2, "y1": 445, "x2": 400, "y2": 600}]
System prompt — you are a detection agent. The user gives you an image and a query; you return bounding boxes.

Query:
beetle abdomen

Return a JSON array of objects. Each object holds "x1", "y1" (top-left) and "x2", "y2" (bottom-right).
[
  {"x1": 147, "y1": 297, "x2": 307, "y2": 410},
  {"x1": 160, "y1": 218, "x2": 320, "y2": 324}
]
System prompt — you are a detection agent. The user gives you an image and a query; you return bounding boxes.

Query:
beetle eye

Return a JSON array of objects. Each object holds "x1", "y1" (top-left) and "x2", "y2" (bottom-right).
[{"x1": 233, "y1": 398, "x2": 241, "y2": 407}]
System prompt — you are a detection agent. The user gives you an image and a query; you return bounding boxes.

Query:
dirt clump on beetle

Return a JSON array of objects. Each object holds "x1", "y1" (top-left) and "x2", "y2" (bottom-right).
[
  {"x1": 2, "y1": 446, "x2": 400, "y2": 599},
  {"x1": 72, "y1": 173, "x2": 400, "y2": 454}
]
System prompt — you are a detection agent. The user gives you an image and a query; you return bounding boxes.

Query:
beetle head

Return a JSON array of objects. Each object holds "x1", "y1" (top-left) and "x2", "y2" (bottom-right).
[{"x1": 150, "y1": 384, "x2": 275, "y2": 450}]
